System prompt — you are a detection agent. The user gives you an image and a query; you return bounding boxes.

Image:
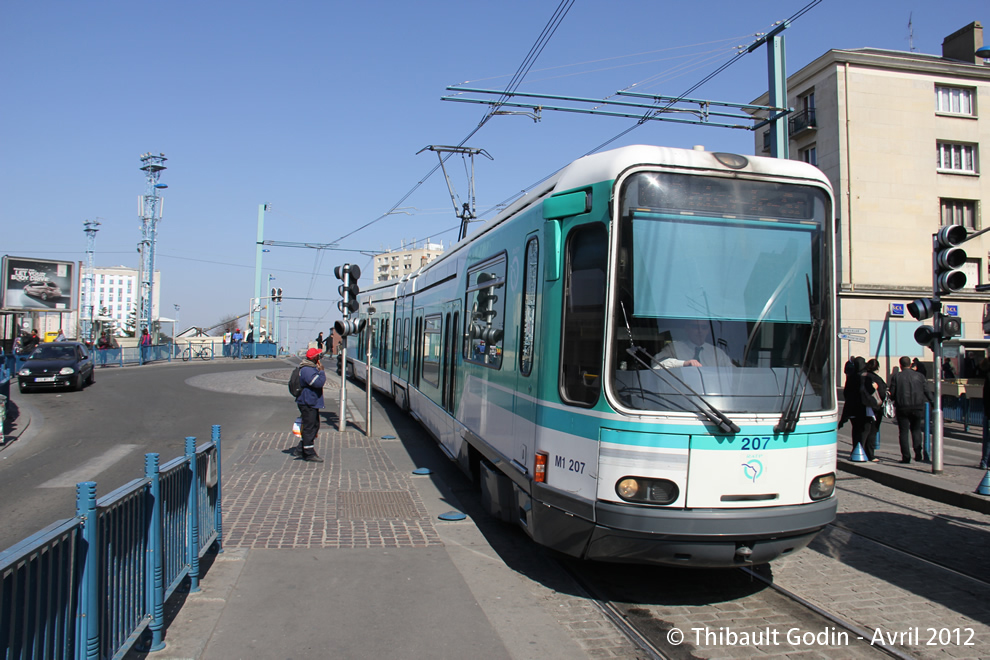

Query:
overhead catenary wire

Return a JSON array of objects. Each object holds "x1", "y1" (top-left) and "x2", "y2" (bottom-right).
[{"x1": 329, "y1": 0, "x2": 574, "y2": 247}]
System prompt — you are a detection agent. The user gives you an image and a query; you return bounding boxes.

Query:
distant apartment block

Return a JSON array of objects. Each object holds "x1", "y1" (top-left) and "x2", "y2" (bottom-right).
[{"x1": 374, "y1": 241, "x2": 444, "y2": 283}]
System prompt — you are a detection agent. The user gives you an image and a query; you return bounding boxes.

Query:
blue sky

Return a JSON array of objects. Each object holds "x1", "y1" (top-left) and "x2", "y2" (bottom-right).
[{"x1": 1, "y1": 1, "x2": 985, "y2": 350}]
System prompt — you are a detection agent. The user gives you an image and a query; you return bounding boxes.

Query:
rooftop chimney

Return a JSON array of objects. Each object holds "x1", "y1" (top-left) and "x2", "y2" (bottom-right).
[{"x1": 942, "y1": 21, "x2": 984, "y2": 64}]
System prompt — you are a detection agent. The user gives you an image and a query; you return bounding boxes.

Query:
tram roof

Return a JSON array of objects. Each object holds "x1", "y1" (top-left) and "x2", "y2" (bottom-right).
[{"x1": 359, "y1": 145, "x2": 830, "y2": 299}]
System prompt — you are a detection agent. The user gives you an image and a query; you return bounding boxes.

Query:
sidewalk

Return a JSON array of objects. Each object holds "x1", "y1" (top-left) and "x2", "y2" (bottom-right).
[{"x1": 126, "y1": 364, "x2": 629, "y2": 660}]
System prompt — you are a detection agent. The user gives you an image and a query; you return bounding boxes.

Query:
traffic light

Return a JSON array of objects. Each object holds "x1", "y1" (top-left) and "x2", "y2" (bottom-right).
[
  {"x1": 271, "y1": 287, "x2": 283, "y2": 303},
  {"x1": 934, "y1": 224, "x2": 967, "y2": 294},
  {"x1": 334, "y1": 318, "x2": 366, "y2": 337},
  {"x1": 907, "y1": 298, "x2": 936, "y2": 321},
  {"x1": 914, "y1": 324, "x2": 937, "y2": 348},
  {"x1": 334, "y1": 264, "x2": 361, "y2": 315}
]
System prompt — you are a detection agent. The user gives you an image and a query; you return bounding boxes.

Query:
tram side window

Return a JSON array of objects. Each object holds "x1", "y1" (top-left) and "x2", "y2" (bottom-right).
[
  {"x1": 422, "y1": 315, "x2": 442, "y2": 387},
  {"x1": 560, "y1": 224, "x2": 607, "y2": 406},
  {"x1": 520, "y1": 237, "x2": 539, "y2": 376},
  {"x1": 464, "y1": 254, "x2": 507, "y2": 369}
]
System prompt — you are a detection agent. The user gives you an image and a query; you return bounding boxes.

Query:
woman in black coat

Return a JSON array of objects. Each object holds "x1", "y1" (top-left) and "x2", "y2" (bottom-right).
[{"x1": 838, "y1": 357, "x2": 874, "y2": 460}]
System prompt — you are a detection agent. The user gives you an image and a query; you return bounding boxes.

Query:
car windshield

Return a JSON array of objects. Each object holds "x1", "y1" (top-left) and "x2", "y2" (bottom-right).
[
  {"x1": 30, "y1": 345, "x2": 77, "y2": 360},
  {"x1": 608, "y1": 171, "x2": 833, "y2": 415}
]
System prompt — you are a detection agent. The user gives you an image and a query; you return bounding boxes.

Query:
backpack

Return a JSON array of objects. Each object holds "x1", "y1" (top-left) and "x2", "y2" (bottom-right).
[{"x1": 288, "y1": 366, "x2": 303, "y2": 397}]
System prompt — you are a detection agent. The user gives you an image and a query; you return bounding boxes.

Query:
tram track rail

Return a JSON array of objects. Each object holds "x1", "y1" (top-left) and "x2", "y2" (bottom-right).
[
  {"x1": 554, "y1": 555, "x2": 898, "y2": 660},
  {"x1": 739, "y1": 565, "x2": 913, "y2": 660},
  {"x1": 827, "y1": 519, "x2": 990, "y2": 588}
]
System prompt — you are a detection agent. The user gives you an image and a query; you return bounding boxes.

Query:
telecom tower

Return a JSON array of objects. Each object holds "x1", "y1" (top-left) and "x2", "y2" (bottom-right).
[
  {"x1": 82, "y1": 218, "x2": 101, "y2": 342},
  {"x1": 138, "y1": 153, "x2": 167, "y2": 337}
]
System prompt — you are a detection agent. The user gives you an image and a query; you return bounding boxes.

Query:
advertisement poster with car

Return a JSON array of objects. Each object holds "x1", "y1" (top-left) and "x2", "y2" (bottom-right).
[{"x1": 1, "y1": 256, "x2": 76, "y2": 311}]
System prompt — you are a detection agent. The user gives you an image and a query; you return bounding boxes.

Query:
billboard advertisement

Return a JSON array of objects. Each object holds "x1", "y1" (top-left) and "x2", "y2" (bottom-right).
[{"x1": 2, "y1": 256, "x2": 76, "y2": 312}]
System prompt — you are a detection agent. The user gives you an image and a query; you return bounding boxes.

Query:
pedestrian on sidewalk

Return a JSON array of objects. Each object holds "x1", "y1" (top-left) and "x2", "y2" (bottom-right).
[
  {"x1": 294, "y1": 347, "x2": 326, "y2": 463},
  {"x1": 862, "y1": 358, "x2": 887, "y2": 462},
  {"x1": 838, "y1": 357, "x2": 872, "y2": 460},
  {"x1": 980, "y1": 358, "x2": 990, "y2": 470},
  {"x1": 889, "y1": 356, "x2": 932, "y2": 464},
  {"x1": 315, "y1": 331, "x2": 325, "y2": 354},
  {"x1": 231, "y1": 328, "x2": 243, "y2": 359}
]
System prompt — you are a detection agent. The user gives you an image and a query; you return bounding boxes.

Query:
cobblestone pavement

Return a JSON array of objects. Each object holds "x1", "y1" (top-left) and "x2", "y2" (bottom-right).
[
  {"x1": 770, "y1": 473, "x2": 990, "y2": 659},
  {"x1": 222, "y1": 430, "x2": 443, "y2": 549}
]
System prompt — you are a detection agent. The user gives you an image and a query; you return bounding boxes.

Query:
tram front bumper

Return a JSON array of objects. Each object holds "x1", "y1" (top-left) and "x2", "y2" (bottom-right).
[{"x1": 584, "y1": 496, "x2": 837, "y2": 567}]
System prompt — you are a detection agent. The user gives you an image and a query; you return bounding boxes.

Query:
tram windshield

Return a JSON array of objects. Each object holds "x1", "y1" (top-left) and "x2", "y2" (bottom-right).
[{"x1": 609, "y1": 171, "x2": 833, "y2": 415}]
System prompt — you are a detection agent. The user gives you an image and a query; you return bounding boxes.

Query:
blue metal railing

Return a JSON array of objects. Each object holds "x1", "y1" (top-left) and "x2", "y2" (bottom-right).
[
  {"x1": 941, "y1": 393, "x2": 985, "y2": 431},
  {"x1": 0, "y1": 425, "x2": 223, "y2": 659}
]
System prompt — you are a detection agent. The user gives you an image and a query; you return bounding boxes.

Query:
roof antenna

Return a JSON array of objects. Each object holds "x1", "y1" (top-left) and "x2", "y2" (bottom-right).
[{"x1": 908, "y1": 12, "x2": 916, "y2": 52}]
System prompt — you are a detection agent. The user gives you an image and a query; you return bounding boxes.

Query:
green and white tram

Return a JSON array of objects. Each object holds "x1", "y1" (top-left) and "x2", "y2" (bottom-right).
[{"x1": 347, "y1": 144, "x2": 837, "y2": 567}]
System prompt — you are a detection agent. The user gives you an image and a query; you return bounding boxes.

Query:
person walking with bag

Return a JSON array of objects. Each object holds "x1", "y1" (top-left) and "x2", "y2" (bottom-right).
[{"x1": 294, "y1": 348, "x2": 326, "y2": 463}]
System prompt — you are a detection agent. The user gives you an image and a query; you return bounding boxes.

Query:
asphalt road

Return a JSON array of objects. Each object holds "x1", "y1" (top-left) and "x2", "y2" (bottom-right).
[{"x1": 0, "y1": 358, "x2": 298, "y2": 551}]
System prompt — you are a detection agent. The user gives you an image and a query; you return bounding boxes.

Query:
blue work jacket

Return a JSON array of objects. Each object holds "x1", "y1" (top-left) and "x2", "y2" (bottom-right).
[{"x1": 296, "y1": 362, "x2": 326, "y2": 408}]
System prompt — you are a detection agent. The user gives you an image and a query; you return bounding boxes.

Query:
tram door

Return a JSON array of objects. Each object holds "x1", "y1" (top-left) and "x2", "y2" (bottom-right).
[
  {"x1": 512, "y1": 234, "x2": 542, "y2": 471},
  {"x1": 440, "y1": 299, "x2": 461, "y2": 416}
]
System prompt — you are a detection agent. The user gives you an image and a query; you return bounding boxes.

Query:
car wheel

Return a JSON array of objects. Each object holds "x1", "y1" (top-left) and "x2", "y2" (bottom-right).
[
  {"x1": 86, "y1": 368, "x2": 95, "y2": 386},
  {"x1": 74, "y1": 374, "x2": 83, "y2": 391}
]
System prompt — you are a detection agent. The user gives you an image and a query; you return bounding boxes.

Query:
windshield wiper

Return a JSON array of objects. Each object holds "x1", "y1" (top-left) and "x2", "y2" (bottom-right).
[
  {"x1": 620, "y1": 304, "x2": 740, "y2": 434},
  {"x1": 774, "y1": 281, "x2": 823, "y2": 434}
]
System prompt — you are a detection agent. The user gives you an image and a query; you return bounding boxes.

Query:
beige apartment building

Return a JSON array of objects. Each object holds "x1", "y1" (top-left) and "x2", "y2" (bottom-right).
[
  {"x1": 752, "y1": 21, "x2": 990, "y2": 376},
  {"x1": 373, "y1": 241, "x2": 444, "y2": 283}
]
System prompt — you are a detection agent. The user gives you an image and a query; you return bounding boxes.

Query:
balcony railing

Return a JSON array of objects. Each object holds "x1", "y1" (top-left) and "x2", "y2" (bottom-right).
[
  {"x1": 788, "y1": 108, "x2": 817, "y2": 136},
  {"x1": 762, "y1": 108, "x2": 817, "y2": 152}
]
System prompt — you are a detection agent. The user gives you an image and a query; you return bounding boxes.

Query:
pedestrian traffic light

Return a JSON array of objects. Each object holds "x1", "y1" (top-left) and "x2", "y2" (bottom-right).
[
  {"x1": 934, "y1": 224, "x2": 967, "y2": 294},
  {"x1": 334, "y1": 264, "x2": 361, "y2": 315},
  {"x1": 942, "y1": 314, "x2": 962, "y2": 338}
]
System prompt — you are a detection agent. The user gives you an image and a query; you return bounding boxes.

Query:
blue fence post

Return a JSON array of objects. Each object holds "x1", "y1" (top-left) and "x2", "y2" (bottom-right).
[
  {"x1": 185, "y1": 437, "x2": 201, "y2": 593},
  {"x1": 76, "y1": 482, "x2": 99, "y2": 660},
  {"x1": 145, "y1": 453, "x2": 165, "y2": 652},
  {"x1": 212, "y1": 424, "x2": 223, "y2": 553},
  {"x1": 962, "y1": 394, "x2": 969, "y2": 433}
]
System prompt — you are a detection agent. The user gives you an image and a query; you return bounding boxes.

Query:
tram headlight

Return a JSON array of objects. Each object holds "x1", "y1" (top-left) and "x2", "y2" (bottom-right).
[
  {"x1": 809, "y1": 473, "x2": 835, "y2": 500},
  {"x1": 615, "y1": 477, "x2": 679, "y2": 505}
]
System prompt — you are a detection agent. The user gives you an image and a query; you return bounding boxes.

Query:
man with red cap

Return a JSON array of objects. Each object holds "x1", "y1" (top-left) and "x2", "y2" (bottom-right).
[{"x1": 294, "y1": 347, "x2": 327, "y2": 462}]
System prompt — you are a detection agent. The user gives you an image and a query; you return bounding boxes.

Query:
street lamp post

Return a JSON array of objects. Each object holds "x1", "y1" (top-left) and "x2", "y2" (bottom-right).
[{"x1": 173, "y1": 304, "x2": 180, "y2": 349}]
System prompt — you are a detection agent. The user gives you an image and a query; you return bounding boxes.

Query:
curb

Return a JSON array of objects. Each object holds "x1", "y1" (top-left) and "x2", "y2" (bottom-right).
[{"x1": 838, "y1": 459, "x2": 990, "y2": 515}]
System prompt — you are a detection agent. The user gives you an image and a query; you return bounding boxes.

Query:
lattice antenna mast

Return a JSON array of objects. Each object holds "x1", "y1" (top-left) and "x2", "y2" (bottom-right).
[
  {"x1": 138, "y1": 152, "x2": 167, "y2": 337},
  {"x1": 416, "y1": 145, "x2": 493, "y2": 241},
  {"x1": 82, "y1": 218, "x2": 101, "y2": 342}
]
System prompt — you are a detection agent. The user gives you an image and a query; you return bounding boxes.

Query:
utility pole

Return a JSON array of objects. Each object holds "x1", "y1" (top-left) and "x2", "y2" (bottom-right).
[{"x1": 82, "y1": 219, "x2": 101, "y2": 342}]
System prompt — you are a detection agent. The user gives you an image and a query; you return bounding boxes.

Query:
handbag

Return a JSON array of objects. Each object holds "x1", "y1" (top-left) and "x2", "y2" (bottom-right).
[{"x1": 882, "y1": 393, "x2": 895, "y2": 418}]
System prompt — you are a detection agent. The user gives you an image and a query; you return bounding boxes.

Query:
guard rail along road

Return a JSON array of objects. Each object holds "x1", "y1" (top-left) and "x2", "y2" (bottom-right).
[{"x1": 0, "y1": 425, "x2": 224, "y2": 659}]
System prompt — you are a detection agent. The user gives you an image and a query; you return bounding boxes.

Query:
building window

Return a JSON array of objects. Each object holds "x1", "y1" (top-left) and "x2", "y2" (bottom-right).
[
  {"x1": 940, "y1": 198, "x2": 978, "y2": 230},
  {"x1": 800, "y1": 145, "x2": 818, "y2": 167},
  {"x1": 935, "y1": 86, "x2": 975, "y2": 116},
  {"x1": 937, "y1": 142, "x2": 978, "y2": 174}
]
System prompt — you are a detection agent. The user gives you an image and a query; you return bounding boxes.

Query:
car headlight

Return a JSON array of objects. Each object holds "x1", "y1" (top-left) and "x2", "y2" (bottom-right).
[
  {"x1": 809, "y1": 473, "x2": 835, "y2": 500},
  {"x1": 59, "y1": 367, "x2": 76, "y2": 375},
  {"x1": 18, "y1": 368, "x2": 31, "y2": 376}
]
